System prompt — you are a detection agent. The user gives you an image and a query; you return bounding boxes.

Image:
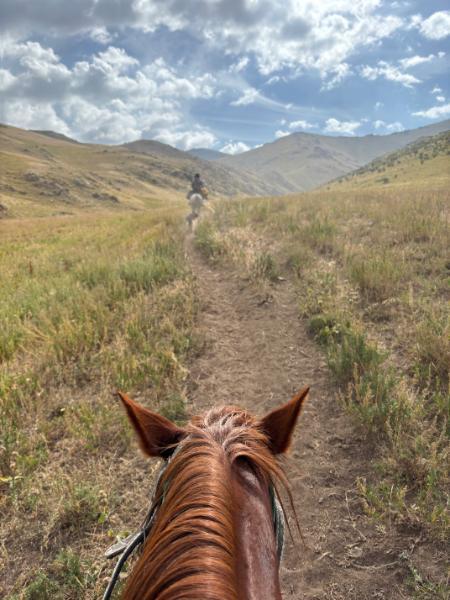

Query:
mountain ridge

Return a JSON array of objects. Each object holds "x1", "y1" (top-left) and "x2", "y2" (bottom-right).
[{"x1": 217, "y1": 119, "x2": 450, "y2": 193}]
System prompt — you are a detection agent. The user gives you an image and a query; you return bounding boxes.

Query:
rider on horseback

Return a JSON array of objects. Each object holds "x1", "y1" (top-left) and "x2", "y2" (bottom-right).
[
  {"x1": 186, "y1": 173, "x2": 208, "y2": 229},
  {"x1": 188, "y1": 173, "x2": 207, "y2": 199}
]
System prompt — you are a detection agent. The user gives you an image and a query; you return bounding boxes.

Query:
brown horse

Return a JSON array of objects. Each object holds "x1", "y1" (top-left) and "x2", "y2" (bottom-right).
[{"x1": 115, "y1": 386, "x2": 309, "y2": 599}]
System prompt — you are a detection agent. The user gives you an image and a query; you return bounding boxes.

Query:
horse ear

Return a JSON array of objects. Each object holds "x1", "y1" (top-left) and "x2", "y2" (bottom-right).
[
  {"x1": 260, "y1": 387, "x2": 309, "y2": 454},
  {"x1": 118, "y1": 392, "x2": 186, "y2": 458}
]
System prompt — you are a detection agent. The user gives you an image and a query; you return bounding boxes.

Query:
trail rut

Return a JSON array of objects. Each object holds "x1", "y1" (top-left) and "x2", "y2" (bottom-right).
[{"x1": 186, "y1": 241, "x2": 415, "y2": 600}]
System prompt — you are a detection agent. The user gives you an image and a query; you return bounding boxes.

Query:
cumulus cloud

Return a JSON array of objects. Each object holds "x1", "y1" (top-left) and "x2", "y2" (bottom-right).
[
  {"x1": 413, "y1": 103, "x2": 450, "y2": 119},
  {"x1": 0, "y1": 39, "x2": 219, "y2": 144},
  {"x1": 373, "y1": 120, "x2": 404, "y2": 133},
  {"x1": 0, "y1": 0, "x2": 406, "y2": 84},
  {"x1": 419, "y1": 10, "x2": 450, "y2": 40},
  {"x1": 265, "y1": 75, "x2": 281, "y2": 85},
  {"x1": 399, "y1": 54, "x2": 435, "y2": 69},
  {"x1": 230, "y1": 88, "x2": 260, "y2": 106},
  {"x1": 2, "y1": 100, "x2": 72, "y2": 135},
  {"x1": 229, "y1": 57, "x2": 249, "y2": 73},
  {"x1": 361, "y1": 61, "x2": 420, "y2": 87},
  {"x1": 220, "y1": 141, "x2": 251, "y2": 154},
  {"x1": 288, "y1": 119, "x2": 315, "y2": 130},
  {"x1": 324, "y1": 118, "x2": 361, "y2": 135},
  {"x1": 90, "y1": 26, "x2": 115, "y2": 45},
  {"x1": 154, "y1": 128, "x2": 217, "y2": 150},
  {"x1": 321, "y1": 63, "x2": 352, "y2": 90},
  {"x1": 0, "y1": 68, "x2": 16, "y2": 91},
  {"x1": 275, "y1": 130, "x2": 290, "y2": 138}
]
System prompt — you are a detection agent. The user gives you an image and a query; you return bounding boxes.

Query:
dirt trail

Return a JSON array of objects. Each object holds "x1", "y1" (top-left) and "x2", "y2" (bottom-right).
[{"x1": 186, "y1": 240, "x2": 414, "y2": 600}]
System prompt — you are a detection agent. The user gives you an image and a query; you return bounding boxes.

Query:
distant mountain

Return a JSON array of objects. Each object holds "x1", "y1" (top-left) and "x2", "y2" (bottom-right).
[
  {"x1": 218, "y1": 119, "x2": 450, "y2": 193},
  {"x1": 188, "y1": 148, "x2": 226, "y2": 161},
  {"x1": 326, "y1": 130, "x2": 450, "y2": 191}
]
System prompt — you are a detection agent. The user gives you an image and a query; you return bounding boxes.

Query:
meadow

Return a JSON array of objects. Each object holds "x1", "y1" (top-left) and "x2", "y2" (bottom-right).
[
  {"x1": 196, "y1": 185, "x2": 449, "y2": 554},
  {"x1": 1, "y1": 175, "x2": 449, "y2": 598},
  {"x1": 0, "y1": 204, "x2": 197, "y2": 598}
]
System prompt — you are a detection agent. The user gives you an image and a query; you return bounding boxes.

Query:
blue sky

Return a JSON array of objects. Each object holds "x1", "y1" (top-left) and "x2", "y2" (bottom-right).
[{"x1": 0, "y1": 0, "x2": 449, "y2": 152}]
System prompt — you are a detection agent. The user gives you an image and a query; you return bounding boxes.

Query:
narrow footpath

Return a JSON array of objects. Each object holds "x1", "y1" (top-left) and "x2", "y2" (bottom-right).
[{"x1": 186, "y1": 241, "x2": 415, "y2": 600}]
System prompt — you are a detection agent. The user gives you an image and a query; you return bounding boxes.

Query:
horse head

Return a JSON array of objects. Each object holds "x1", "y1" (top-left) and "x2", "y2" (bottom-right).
[{"x1": 115, "y1": 388, "x2": 309, "y2": 599}]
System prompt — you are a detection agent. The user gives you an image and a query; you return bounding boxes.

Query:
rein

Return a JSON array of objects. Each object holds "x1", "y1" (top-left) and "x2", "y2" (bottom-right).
[{"x1": 102, "y1": 448, "x2": 285, "y2": 599}]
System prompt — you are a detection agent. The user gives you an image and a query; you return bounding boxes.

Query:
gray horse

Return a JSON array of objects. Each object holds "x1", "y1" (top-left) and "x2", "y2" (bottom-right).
[{"x1": 186, "y1": 193, "x2": 206, "y2": 231}]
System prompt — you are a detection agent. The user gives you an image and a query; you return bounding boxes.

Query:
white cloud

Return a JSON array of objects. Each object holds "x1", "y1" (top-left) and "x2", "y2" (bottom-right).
[
  {"x1": 220, "y1": 141, "x2": 251, "y2": 154},
  {"x1": 229, "y1": 57, "x2": 249, "y2": 73},
  {"x1": 324, "y1": 118, "x2": 361, "y2": 135},
  {"x1": 288, "y1": 119, "x2": 315, "y2": 130},
  {"x1": 321, "y1": 63, "x2": 352, "y2": 90},
  {"x1": 275, "y1": 130, "x2": 290, "y2": 138},
  {"x1": 265, "y1": 75, "x2": 280, "y2": 85},
  {"x1": 399, "y1": 54, "x2": 435, "y2": 69},
  {"x1": 420, "y1": 10, "x2": 450, "y2": 40},
  {"x1": 0, "y1": 68, "x2": 16, "y2": 91},
  {"x1": 2, "y1": 100, "x2": 72, "y2": 136},
  {"x1": 431, "y1": 86, "x2": 443, "y2": 94},
  {"x1": 361, "y1": 61, "x2": 420, "y2": 87},
  {"x1": 413, "y1": 103, "x2": 450, "y2": 119},
  {"x1": 0, "y1": 40, "x2": 219, "y2": 145},
  {"x1": 230, "y1": 88, "x2": 260, "y2": 106},
  {"x1": 0, "y1": 0, "x2": 406, "y2": 85},
  {"x1": 90, "y1": 27, "x2": 115, "y2": 45},
  {"x1": 154, "y1": 128, "x2": 217, "y2": 150},
  {"x1": 375, "y1": 101, "x2": 384, "y2": 110},
  {"x1": 373, "y1": 120, "x2": 404, "y2": 133},
  {"x1": 436, "y1": 95, "x2": 445, "y2": 103}
]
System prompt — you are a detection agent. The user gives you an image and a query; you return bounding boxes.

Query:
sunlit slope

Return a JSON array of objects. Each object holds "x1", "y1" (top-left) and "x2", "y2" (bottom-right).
[
  {"x1": 121, "y1": 139, "x2": 282, "y2": 196},
  {"x1": 0, "y1": 124, "x2": 278, "y2": 218},
  {"x1": 0, "y1": 125, "x2": 183, "y2": 217},
  {"x1": 325, "y1": 130, "x2": 450, "y2": 191}
]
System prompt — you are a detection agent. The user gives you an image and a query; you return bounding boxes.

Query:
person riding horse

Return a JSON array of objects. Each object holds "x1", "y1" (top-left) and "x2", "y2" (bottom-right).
[
  {"x1": 186, "y1": 173, "x2": 208, "y2": 229},
  {"x1": 190, "y1": 173, "x2": 205, "y2": 197}
]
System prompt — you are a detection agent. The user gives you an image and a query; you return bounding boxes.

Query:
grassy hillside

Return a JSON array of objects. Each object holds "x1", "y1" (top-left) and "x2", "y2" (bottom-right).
[
  {"x1": 123, "y1": 138, "x2": 283, "y2": 196},
  {"x1": 327, "y1": 130, "x2": 450, "y2": 190},
  {"x1": 0, "y1": 124, "x2": 279, "y2": 219},
  {"x1": 0, "y1": 203, "x2": 198, "y2": 598},
  {"x1": 219, "y1": 119, "x2": 450, "y2": 192},
  {"x1": 195, "y1": 182, "x2": 449, "y2": 595}
]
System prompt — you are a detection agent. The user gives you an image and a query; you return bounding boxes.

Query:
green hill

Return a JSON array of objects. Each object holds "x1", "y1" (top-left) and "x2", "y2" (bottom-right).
[{"x1": 326, "y1": 130, "x2": 450, "y2": 191}]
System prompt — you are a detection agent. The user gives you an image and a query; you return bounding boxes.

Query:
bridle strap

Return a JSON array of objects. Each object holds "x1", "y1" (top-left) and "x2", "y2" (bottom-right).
[{"x1": 103, "y1": 528, "x2": 147, "y2": 600}]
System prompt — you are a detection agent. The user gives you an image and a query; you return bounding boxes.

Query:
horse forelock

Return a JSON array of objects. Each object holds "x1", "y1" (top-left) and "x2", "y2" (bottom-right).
[{"x1": 122, "y1": 406, "x2": 286, "y2": 600}]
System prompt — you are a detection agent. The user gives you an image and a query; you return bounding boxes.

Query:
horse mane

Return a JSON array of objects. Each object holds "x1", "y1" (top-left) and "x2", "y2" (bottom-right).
[{"x1": 122, "y1": 406, "x2": 289, "y2": 600}]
